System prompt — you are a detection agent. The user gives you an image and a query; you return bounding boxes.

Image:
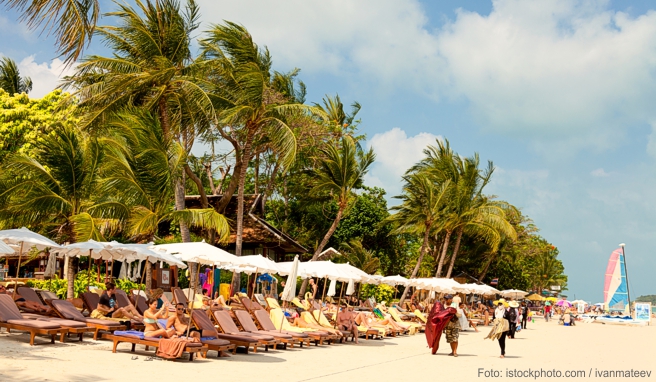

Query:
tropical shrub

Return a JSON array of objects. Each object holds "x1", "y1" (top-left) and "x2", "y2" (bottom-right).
[{"x1": 360, "y1": 283, "x2": 396, "y2": 304}]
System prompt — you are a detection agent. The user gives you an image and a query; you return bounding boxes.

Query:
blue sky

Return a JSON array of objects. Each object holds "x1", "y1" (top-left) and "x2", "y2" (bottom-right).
[{"x1": 2, "y1": 0, "x2": 655, "y2": 302}]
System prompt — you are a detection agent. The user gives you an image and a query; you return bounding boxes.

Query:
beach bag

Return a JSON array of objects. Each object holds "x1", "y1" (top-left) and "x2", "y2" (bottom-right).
[{"x1": 516, "y1": 324, "x2": 522, "y2": 332}]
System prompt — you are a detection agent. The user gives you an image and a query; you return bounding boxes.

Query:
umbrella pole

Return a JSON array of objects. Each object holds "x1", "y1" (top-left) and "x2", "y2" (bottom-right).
[
  {"x1": 184, "y1": 262, "x2": 198, "y2": 340},
  {"x1": 321, "y1": 277, "x2": 327, "y2": 302},
  {"x1": 334, "y1": 281, "x2": 345, "y2": 329},
  {"x1": 87, "y1": 249, "x2": 92, "y2": 290},
  {"x1": 140, "y1": 261, "x2": 147, "y2": 288},
  {"x1": 13, "y1": 242, "x2": 24, "y2": 298},
  {"x1": 251, "y1": 268, "x2": 258, "y2": 299}
]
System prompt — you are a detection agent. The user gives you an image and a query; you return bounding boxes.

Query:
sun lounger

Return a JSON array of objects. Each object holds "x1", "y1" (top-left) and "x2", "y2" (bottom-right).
[
  {"x1": 38, "y1": 290, "x2": 59, "y2": 302},
  {"x1": 81, "y1": 292, "x2": 99, "y2": 315},
  {"x1": 240, "y1": 297, "x2": 265, "y2": 314},
  {"x1": 47, "y1": 298, "x2": 125, "y2": 340},
  {"x1": 15, "y1": 286, "x2": 55, "y2": 315},
  {"x1": 82, "y1": 291, "x2": 142, "y2": 330},
  {"x1": 268, "y1": 308, "x2": 335, "y2": 345},
  {"x1": 102, "y1": 331, "x2": 207, "y2": 361},
  {"x1": 190, "y1": 309, "x2": 256, "y2": 354},
  {"x1": 310, "y1": 310, "x2": 356, "y2": 342},
  {"x1": 414, "y1": 310, "x2": 427, "y2": 323},
  {"x1": 233, "y1": 309, "x2": 302, "y2": 348},
  {"x1": 0, "y1": 294, "x2": 68, "y2": 345},
  {"x1": 133, "y1": 294, "x2": 149, "y2": 315},
  {"x1": 211, "y1": 310, "x2": 281, "y2": 351},
  {"x1": 389, "y1": 307, "x2": 423, "y2": 334},
  {"x1": 251, "y1": 308, "x2": 313, "y2": 344}
]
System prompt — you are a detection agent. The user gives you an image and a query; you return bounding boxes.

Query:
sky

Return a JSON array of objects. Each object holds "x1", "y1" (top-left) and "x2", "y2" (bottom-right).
[{"x1": 1, "y1": 0, "x2": 655, "y2": 302}]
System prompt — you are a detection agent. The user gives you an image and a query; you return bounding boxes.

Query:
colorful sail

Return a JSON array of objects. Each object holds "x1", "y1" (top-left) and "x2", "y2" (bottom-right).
[{"x1": 603, "y1": 248, "x2": 629, "y2": 312}]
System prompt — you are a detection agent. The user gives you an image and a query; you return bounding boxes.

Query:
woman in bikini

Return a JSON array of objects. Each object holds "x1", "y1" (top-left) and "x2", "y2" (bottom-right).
[{"x1": 143, "y1": 298, "x2": 176, "y2": 338}]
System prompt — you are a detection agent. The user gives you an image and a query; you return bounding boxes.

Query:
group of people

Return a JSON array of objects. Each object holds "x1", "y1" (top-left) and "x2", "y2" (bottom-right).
[{"x1": 427, "y1": 295, "x2": 531, "y2": 359}]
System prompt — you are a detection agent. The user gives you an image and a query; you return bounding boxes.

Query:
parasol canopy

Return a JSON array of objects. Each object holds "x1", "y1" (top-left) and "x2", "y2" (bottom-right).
[
  {"x1": 154, "y1": 241, "x2": 241, "y2": 266},
  {"x1": 0, "y1": 241, "x2": 15, "y2": 255},
  {"x1": 500, "y1": 289, "x2": 528, "y2": 300},
  {"x1": 526, "y1": 293, "x2": 545, "y2": 301},
  {"x1": 281, "y1": 255, "x2": 299, "y2": 302},
  {"x1": 235, "y1": 255, "x2": 281, "y2": 275},
  {"x1": 555, "y1": 299, "x2": 572, "y2": 307},
  {"x1": 380, "y1": 275, "x2": 409, "y2": 287}
]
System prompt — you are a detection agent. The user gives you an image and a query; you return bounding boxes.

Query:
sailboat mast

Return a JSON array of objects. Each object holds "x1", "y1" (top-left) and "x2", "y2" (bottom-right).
[{"x1": 620, "y1": 244, "x2": 632, "y2": 314}]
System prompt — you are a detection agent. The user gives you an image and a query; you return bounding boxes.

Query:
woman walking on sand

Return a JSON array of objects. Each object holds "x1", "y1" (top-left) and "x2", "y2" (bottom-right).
[{"x1": 485, "y1": 301, "x2": 510, "y2": 358}]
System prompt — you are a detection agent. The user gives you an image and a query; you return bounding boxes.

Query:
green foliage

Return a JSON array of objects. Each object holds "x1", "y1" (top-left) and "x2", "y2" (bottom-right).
[
  {"x1": 635, "y1": 295, "x2": 656, "y2": 304},
  {"x1": 26, "y1": 271, "x2": 144, "y2": 299},
  {"x1": 360, "y1": 283, "x2": 395, "y2": 304},
  {"x1": 0, "y1": 57, "x2": 32, "y2": 95},
  {"x1": 114, "y1": 278, "x2": 145, "y2": 292},
  {"x1": 0, "y1": 89, "x2": 77, "y2": 164}
]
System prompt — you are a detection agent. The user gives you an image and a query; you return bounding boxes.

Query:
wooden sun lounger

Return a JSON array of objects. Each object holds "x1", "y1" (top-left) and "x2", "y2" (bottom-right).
[
  {"x1": 247, "y1": 305, "x2": 312, "y2": 347},
  {"x1": 234, "y1": 309, "x2": 302, "y2": 348},
  {"x1": 191, "y1": 310, "x2": 258, "y2": 354},
  {"x1": 266, "y1": 308, "x2": 334, "y2": 345},
  {"x1": 48, "y1": 298, "x2": 125, "y2": 340},
  {"x1": 211, "y1": 310, "x2": 281, "y2": 351},
  {"x1": 101, "y1": 333, "x2": 207, "y2": 361},
  {"x1": 0, "y1": 295, "x2": 68, "y2": 345}
]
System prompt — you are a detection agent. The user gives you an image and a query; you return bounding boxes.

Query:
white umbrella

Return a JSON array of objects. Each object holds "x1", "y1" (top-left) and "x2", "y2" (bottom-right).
[
  {"x1": 327, "y1": 279, "x2": 337, "y2": 297},
  {"x1": 500, "y1": 289, "x2": 528, "y2": 300},
  {"x1": 380, "y1": 275, "x2": 409, "y2": 286},
  {"x1": 0, "y1": 227, "x2": 60, "y2": 280},
  {"x1": 0, "y1": 241, "x2": 14, "y2": 255},
  {"x1": 281, "y1": 255, "x2": 299, "y2": 302},
  {"x1": 118, "y1": 260, "x2": 128, "y2": 280},
  {"x1": 53, "y1": 240, "x2": 127, "y2": 289},
  {"x1": 117, "y1": 243, "x2": 186, "y2": 268},
  {"x1": 154, "y1": 241, "x2": 241, "y2": 266},
  {"x1": 236, "y1": 255, "x2": 281, "y2": 274},
  {"x1": 43, "y1": 252, "x2": 57, "y2": 279},
  {"x1": 346, "y1": 278, "x2": 355, "y2": 296}
]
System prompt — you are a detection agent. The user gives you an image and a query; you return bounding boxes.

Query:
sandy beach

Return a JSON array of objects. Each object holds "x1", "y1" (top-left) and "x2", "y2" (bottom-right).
[{"x1": 1, "y1": 318, "x2": 654, "y2": 382}]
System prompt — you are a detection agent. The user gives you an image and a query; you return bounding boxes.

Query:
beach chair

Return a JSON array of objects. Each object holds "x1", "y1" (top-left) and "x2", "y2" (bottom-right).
[
  {"x1": 251, "y1": 308, "x2": 312, "y2": 344},
  {"x1": 414, "y1": 310, "x2": 427, "y2": 324},
  {"x1": 266, "y1": 297, "x2": 281, "y2": 309},
  {"x1": 113, "y1": 290, "x2": 145, "y2": 330},
  {"x1": 311, "y1": 310, "x2": 356, "y2": 342},
  {"x1": 38, "y1": 290, "x2": 59, "y2": 302},
  {"x1": 211, "y1": 310, "x2": 281, "y2": 351},
  {"x1": 16, "y1": 287, "x2": 54, "y2": 315},
  {"x1": 268, "y1": 308, "x2": 334, "y2": 345},
  {"x1": 47, "y1": 298, "x2": 125, "y2": 340},
  {"x1": 0, "y1": 294, "x2": 68, "y2": 345},
  {"x1": 240, "y1": 297, "x2": 265, "y2": 314},
  {"x1": 233, "y1": 309, "x2": 302, "y2": 348},
  {"x1": 253, "y1": 294, "x2": 267, "y2": 308},
  {"x1": 388, "y1": 307, "x2": 423, "y2": 334},
  {"x1": 190, "y1": 310, "x2": 256, "y2": 354},
  {"x1": 133, "y1": 294, "x2": 149, "y2": 315},
  {"x1": 102, "y1": 331, "x2": 207, "y2": 361},
  {"x1": 81, "y1": 292, "x2": 99, "y2": 314}
]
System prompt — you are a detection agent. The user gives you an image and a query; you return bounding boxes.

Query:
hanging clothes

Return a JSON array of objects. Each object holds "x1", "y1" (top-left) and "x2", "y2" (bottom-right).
[
  {"x1": 202, "y1": 268, "x2": 212, "y2": 295},
  {"x1": 425, "y1": 301, "x2": 456, "y2": 355}
]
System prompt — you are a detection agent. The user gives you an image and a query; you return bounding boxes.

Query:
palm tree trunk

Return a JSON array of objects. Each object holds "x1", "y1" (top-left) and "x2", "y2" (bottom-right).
[
  {"x1": 145, "y1": 261, "x2": 152, "y2": 290},
  {"x1": 435, "y1": 230, "x2": 452, "y2": 277},
  {"x1": 478, "y1": 251, "x2": 497, "y2": 281},
  {"x1": 174, "y1": 177, "x2": 191, "y2": 242},
  {"x1": 66, "y1": 258, "x2": 76, "y2": 299},
  {"x1": 399, "y1": 227, "x2": 430, "y2": 305},
  {"x1": 231, "y1": 127, "x2": 255, "y2": 295},
  {"x1": 298, "y1": 206, "x2": 344, "y2": 296},
  {"x1": 445, "y1": 228, "x2": 464, "y2": 278}
]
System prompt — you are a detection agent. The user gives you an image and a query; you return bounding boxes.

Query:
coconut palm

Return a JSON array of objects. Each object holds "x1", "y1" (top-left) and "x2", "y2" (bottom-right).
[
  {"x1": 64, "y1": 0, "x2": 213, "y2": 242},
  {"x1": 201, "y1": 22, "x2": 325, "y2": 269},
  {"x1": 0, "y1": 56, "x2": 32, "y2": 94},
  {"x1": 2, "y1": 0, "x2": 99, "y2": 65},
  {"x1": 339, "y1": 239, "x2": 380, "y2": 274},
  {"x1": 103, "y1": 109, "x2": 230, "y2": 287},
  {"x1": 387, "y1": 171, "x2": 451, "y2": 304}
]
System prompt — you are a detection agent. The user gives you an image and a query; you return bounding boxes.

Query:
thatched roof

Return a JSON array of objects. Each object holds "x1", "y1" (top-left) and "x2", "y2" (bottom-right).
[{"x1": 185, "y1": 194, "x2": 307, "y2": 254}]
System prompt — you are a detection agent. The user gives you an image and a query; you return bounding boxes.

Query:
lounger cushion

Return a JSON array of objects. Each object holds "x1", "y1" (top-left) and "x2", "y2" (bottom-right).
[
  {"x1": 201, "y1": 338, "x2": 232, "y2": 347},
  {"x1": 17, "y1": 287, "x2": 47, "y2": 307},
  {"x1": 84, "y1": 318, "x2": 123, "y2": 326},
  {"x1": 0, "y1": 294, "x2": 25, "y2": 321},
  {"x1": 6, "y1": 319, "x2": 60, "y2": 329},
  {"x1": 252, "y1": 309, "x2": 308, "y2": 338},
  {"x1": 234, "y1": 310, "x2": 293, "y2": 339},
  {"x1": 49, "y1": 299, "x2": 86, "y2": 321},
  {"x1": 40, "y1": 318, "x2": 87, "y2": 328},
  {"x1": 214, "y1": 333, "x2": 259, "y2": 343}
]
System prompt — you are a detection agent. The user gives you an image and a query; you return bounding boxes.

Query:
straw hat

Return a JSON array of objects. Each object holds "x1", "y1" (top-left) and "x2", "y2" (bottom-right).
[{"x1": 509, "y1": 301, "x2": 519, "y2": 308}]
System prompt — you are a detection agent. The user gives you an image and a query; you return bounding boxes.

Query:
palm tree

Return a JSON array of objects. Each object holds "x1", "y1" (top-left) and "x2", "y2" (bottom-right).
[
  {"x1": 339, "y1": 239, "x2": 380, "y2": 274},
  {"x1": 0, "y1": 125, "x2": 115, "y2": 297},
  {"x1": 297, "y1": 136, "x2": 375, "y2": 295},
  {"x1": 64, "y1": 0, "x2": 213, "y2": 243},
  {"x1": 387, "y1": 172, "x2": 450, "y2": 304},
  {"x1": 103, "y1": 109, "x2": 230, "y2": 288},
  {"x1": 0, "y1": 56, "x2": 32, "y2": 94},
  {"x1": 3, "y1": 0, "x2": 99, "y2": 65},
  {"x1": 201, "y1": 22, "x2": 325, "y2": 291}
]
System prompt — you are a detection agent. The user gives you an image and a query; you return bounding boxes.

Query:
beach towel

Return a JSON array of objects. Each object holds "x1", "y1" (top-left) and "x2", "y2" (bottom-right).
[
  {"x1": 156, "y1": 338, "x2": 188, "y2": 359},
  {"x1": 424, "y1": 302, "x2": 456, "y2": 355},
  {"x1": 114, "y1": 330, "x2": 146, "y2": 339},
  {"x1": 485, "y1": 318, "x2": 509, "y2": 340}
]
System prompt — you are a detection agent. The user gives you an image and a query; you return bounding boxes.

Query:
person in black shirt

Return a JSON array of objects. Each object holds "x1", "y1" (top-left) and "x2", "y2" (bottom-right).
[
  {"x1": 521, "y1": 302, "x2": 529, "y2": 329},
  {"x1": 96, "y1": 282, "x2": 143, "y2": 322}
]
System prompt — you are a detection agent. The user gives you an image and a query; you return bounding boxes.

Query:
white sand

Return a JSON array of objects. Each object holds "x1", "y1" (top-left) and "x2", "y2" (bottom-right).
[{"x1": 1, "y1": 318, "x2": 655, "y2": 382}]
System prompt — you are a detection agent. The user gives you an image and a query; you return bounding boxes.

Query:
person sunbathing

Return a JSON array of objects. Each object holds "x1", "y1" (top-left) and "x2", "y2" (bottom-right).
[
  {"x1": 212, "y1": 295, "x2": 231, "y2": 310},
  {"x1": 143, "y1": 298, "x2": 176, "y2": 338},
  {"x1": 336, "y1": 306, "x2": 359, "y2": 344},
  {"x1": 293, "y1": 314, "x2": 341, "y2": 336},
  {"x1": 94, "y1": 282, "x2": 143, "y2": 322},
  {"x1": 354, "y1": 312, "x2": 391, "y2": 335},
  {"x1": 0, "y1": 285, "x2": 52, "y2": 315}
]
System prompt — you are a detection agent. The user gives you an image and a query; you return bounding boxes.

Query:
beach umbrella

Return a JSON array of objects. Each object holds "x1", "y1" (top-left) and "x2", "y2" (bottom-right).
[
  {"x1": 118, "y1": 260, "x2": 128, "y2": 280},
  {"x1": 571, "y1": 300, "x2": 587, "y2": 306},
  {"x1": 327, "y1": 279, "x2": 336, "y2": 297},
  {"x1": 154, "y1": 241, "x2": 241, "y2": 266},
  {"x1": 380, "y1": 275, "x2": 409, "y2": 287},
  {"x1": 0, "y1": 241, "x2": 14, "y2": 255},
  {"x1": 235, "y1": 255, "x2": 282, "y2": 297},
  {"x1": 556, "y1": 299, "x2": 572, "y2": 307},
  {"x1": 346, "y1": 278, "x2": 355, "y2": 296},
  {"x1": 526, "y1": 293, "x2": 545, "y2": 301},
  {"x1": 52, "y1": 239, "x2": 126, "y2": 289},
  {"x1": 0, "y1": 228, "x2": 61, "y2": 283},
  {"x1": 43, "y1": 252, "x2": 57, "y2": 279},
  {"x1": 545, "y1": 297, "x2": 558, "y2": 302},
  {"x1": 500, "y1": 289, "x2": 528, "y2": 300},
  {"x1": 279, "y1": 255, "x2": 299, "y2": 332}
]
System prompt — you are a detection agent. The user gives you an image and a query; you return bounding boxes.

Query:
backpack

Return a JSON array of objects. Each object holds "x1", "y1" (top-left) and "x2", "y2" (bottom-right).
[{"x1": 508, "y1": 308, "x2": 517, "y2": 322}]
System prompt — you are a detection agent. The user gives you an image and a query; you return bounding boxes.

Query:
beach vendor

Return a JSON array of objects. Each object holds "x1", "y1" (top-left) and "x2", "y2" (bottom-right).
[
  {"x1": 443, "y1": 294, "x2": 461, "y2": 356},
  {"x1": 425, "y1": 298, "x2": 456, "y2": 355},
  {"x1": 486, "y1": 301, "x2": 511, "y2": 358},
  {"x1": 544, "y1": 301, "x2": 552, "y2": 322}
]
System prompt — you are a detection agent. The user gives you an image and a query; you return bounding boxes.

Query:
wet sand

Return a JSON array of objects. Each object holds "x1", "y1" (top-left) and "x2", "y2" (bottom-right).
[{"x1": 1, "y1": 317, "x2": 654, "y2": 381}]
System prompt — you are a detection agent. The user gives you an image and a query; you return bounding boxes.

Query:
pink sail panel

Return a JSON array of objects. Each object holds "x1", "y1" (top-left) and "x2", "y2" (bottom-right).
[{"x1": 603, "y1": 248, "x2": 628, "y2": 311}]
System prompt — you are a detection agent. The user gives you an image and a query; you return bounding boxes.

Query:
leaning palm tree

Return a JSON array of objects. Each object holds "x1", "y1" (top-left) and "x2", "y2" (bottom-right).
[
  {"x1": 297, "y1": 136, "x2": 375, "y2": 295},
  {"x1": 2, "y1": 0, "x2": 99, "y2": 65},
  {"x1": 339, "y1": 239, "x2": 380, "y2": 274},
  {"x1": 0, "y1": 56, "x2": 32, "y2": 94},
  {"x1": 103, "y1": 109, "x2": 230, "y2": 288},
  {"x1": 201, "y1": 21, "x2": 326, "y2": 291},
  {"x1": 387, "y1": 172, "x2": 451, "y2": 304}
]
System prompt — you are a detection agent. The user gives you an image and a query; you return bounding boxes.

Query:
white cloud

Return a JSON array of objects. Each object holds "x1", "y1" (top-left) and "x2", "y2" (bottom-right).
[
  {"x1": 591, "y1": 168, "x2": 610, "y2": 177},
  {"x1": 365, "y1": 127, "x2": 441, "y2": 199},
  {"x1": 18, "y1": 56, "x2": 76, "y2": 98}
]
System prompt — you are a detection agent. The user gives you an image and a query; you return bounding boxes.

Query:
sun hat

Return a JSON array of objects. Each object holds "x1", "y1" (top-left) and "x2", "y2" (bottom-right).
[
  {"x1": 509, "y1": 301, "x2": 519, "y2": 308},
  {"x1": 444, "y1": 294, "x2": 453, "y2": 300}
]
